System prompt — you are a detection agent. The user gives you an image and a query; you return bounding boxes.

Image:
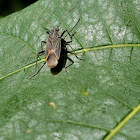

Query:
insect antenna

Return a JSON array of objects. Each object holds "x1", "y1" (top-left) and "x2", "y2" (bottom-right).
[{"x1": 63, "y1": 19, "x2": 80, "y2": 39}]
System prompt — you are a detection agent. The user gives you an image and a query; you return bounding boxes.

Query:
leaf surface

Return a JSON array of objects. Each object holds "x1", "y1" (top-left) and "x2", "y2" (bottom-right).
[{"x1": 0, "y1": 0, "x2": 140, "y2": 139}]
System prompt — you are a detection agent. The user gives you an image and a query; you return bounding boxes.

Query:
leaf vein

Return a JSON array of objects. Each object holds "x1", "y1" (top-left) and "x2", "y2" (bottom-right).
[
  {"x1": 0, "y1": 44, "x2": 139, "y2": 80},
  {"x1": 104, "y1": 104, "x2": 140, "y2": 140}
]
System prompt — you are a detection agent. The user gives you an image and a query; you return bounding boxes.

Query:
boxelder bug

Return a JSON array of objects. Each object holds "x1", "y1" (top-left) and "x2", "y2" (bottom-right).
[
  {"x1": 50, "y1": 38, "x2": 78, "y2": 75},
  {"x1": 30, "y1": 19, "x2": 81, "y2": 78}
]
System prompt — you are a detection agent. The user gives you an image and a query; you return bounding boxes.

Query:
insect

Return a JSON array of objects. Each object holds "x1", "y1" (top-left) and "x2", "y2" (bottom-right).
[
  {"x1": 51, "y1": 38, "x2": 80, "y2": 75},
  {"x1": 30, "y1": 19, "x2": 81, "y2": 78}
]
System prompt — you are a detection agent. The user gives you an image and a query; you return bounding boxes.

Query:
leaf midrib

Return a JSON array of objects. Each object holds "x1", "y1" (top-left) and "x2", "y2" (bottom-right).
[
  {"x1": 104, "y1": 104, "x2": 140, "y2": 140},
  {"x1": 0, "y1": 43, "x2": 140, "y2": 81}
]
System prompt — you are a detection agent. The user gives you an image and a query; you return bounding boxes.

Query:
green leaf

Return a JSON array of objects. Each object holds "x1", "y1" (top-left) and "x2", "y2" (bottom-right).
[{"x1": 0, "y1": 0, "x2": 140, "y2": 139}]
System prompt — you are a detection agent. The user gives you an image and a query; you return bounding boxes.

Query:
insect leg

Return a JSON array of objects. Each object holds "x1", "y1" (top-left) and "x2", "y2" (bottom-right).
[
  {"x1": 43, "y1": 27, "x2": 50, "y2": 34},
  {"x1": 65, "y1": 41, "x2": 72, "y2": 44},
  {"x1": 61, "y1": 30, "x2": 74, "y2": 39},
  {"x1": 37, "y1": 50, "x2": 45, "y2": 58},
  {"x1": 41, "y1": 41, "x2": 46, "y2": 51},
  {"x1": 63, "y1": 19, "x2": 80, "y2": 39},
  {"x1": 65, "y1": 31, "x2": 76, "y2": 41},
  {"x1": 35, "y1": 49, "x2": 45, "y2": 71},
  {"x1": 30, "y1": 62, "x2": 46, "y2": 78},
  {"x1": 31, "y1": 50, "x2": 45, "y2": 77},
  {"x1": 67, "y1": 44, "x2": 83, "y2": 60},
  {"x1": 66, "y1": 57, "x2": 74, "y2": 68},
  {"x1": 64, "y1": 66, "x2": 68, "y2": 74}
]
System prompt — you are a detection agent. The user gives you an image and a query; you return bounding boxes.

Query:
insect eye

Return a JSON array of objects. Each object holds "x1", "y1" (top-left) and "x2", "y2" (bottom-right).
[{"x1": 56, "y1": 28, "x2": 59, "y2": 31}]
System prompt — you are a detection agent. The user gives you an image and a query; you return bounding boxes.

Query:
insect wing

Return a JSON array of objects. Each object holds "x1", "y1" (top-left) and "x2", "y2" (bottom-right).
[
  {"x1": 45, "y1": 38, "x2": 52, "y2": 57},
  {"x1": 45, "y1": 35, "x2": 61, "y2": 60},
  {"x1": 50, "y1": 40, "x2": 67, "y2": 75},
  {"x1": 53, "y1": 37, "x2": 61, "y2": 59}
]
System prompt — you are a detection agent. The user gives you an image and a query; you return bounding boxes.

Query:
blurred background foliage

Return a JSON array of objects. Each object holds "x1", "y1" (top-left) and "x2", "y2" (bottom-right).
[{"x1": 0, "y1": 0, "x2": 37, "y2": 17}]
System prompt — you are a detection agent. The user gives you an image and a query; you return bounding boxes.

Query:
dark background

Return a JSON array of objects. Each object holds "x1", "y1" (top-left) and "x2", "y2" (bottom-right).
[{"x1": 0, "y1": 0, "x2": 37, "y2": 17}]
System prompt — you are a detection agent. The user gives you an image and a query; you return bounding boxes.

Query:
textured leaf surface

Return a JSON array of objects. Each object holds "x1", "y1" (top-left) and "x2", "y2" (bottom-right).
[{"x1": 0, "y1": 0, "x2": 140, "y2": 139}]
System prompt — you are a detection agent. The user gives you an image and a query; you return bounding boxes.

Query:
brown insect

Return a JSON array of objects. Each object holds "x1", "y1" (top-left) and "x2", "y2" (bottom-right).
[
  {"x1": 30, "y1": 19, "x2": 81, "y2": 78},
  {"x1": 45, "y1": 28, "x2": 61, "y2": 68}
]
